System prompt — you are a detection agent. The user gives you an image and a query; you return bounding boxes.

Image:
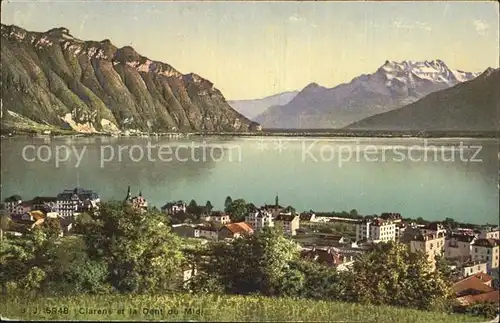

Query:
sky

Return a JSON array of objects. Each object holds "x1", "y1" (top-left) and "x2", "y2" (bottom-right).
[{"x1": 1, "y1": 1, "x2": 499, "y2": 100}]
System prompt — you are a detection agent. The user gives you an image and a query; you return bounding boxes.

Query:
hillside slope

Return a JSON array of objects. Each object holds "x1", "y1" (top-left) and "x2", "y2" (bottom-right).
[
  {"x1": 0, "y1": 24, "x2": 258, "y2": 133},
  {"x1": 228, "y1": 90, "x2": 298, "y2": 120}
]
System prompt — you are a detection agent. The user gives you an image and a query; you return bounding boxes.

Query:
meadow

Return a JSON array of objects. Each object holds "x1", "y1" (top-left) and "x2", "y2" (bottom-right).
[{"x1": 0, "y1": 294, "x2": 485, "y2": 322}]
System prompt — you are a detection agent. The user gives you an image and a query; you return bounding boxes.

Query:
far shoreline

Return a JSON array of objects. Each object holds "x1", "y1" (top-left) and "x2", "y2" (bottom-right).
[{"x1": 1, "y1": 128, "x2": 499, "y2": 140}]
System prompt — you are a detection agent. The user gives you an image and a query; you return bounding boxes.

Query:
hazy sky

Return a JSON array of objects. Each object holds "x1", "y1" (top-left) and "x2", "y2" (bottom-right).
[{"x1": 1, "y1": 1, "x2": 499, "y2": 100}]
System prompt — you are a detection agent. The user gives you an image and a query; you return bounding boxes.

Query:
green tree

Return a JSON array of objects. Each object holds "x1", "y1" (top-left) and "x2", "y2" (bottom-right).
[
  {"x1": 205, "y1": 201, "x2": 214, "y2": 213},
  {"x1": 192, "y1": 227, "x2": 300, "y2": 296},
  {"x1": 349, "y1": 209, "x2": 359, "y2": 217},
  {"x1": 224, "y1": 196, "x2": 233, "y2": 213},
  {"x1": 83, "y1": 202, "x2": 185, "y2": 293},
  {"x1": 187, "y1": 199, "x2": 198, "y2": 215},
  {"x1": 39, "y1": 217, "x2": 62, "y2": 240},
  {"x1": 228, "y1": 199, "x2": 247, "y2": 222},
  {"x1": 344, "y1": 241, "x2": 453, "y2": 310}
]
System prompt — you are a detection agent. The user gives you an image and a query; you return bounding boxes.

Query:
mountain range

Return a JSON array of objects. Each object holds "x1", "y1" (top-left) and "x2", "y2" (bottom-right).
[
  {"x1": 1, "y1": 24, "x2": 258, "y2": 133},
  {"x1": 228, "y1": 91, "x2": 298, "y2": 120},
  {"x1": 254, "y1": 60, "x2": 482, "y2": 129},
  {"x1": 346, "y1": 68, "x2": 499, "y2": 131}
]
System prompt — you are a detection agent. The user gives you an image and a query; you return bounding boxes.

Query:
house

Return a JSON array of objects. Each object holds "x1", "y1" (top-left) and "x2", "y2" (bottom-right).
[
  {"x1": 420, "y1": 222, "x2": 447, "y2": 237},
  {"x1": 459, "y1": 260, "x2": 489, "y2": 279},
  {"x1": 301, "y1": 247, "x2": 355, "y2": 272},
  {"x1": 379, "y1": 212, "x2": 402, "y2": 223},
  {"x1": 245, "y1": 209, "x2": 274, "y2": 232},
  {"x1": 171, "y1": 223, "x2": 196, "y2": 238},
  {"x1": 453, "y1": 273, "x2": 498, "y2": 306},
  {"x1": 471, "y1": 238, "x2": 500, "y2": 273},
  {"x1": 124, "y1": 186, "x2": 148, "y2": 212},
  {"x1": 478, "y1": 227, "x2": 500, "y2": 240},
  {"x1": 194, "y1": 225, "x2": 219, "y2": 241},
  {"x1": 218, "y1": 222, "x2": 253, "y2": 240},
  {"x1": 409, "y1": 232, "x2": 446, "y2": 270},
  {"x1": 444, "y1": 233, "x2": 476, "y2": 262},
  {"x1": 356, "y1": 218, "x2": 396, "y2": 243},
  {"x1": 161, "y1": 201, "x2": 187, "y2": 214},
  {"x1": 209, "y1": 211, "x2": 231, "y2": 225},
  {"x1": 31, "y1": 196, "x2": 58, "y2": 213},
  {"x1": 299, "y1": 211, "x2": 316, "y2": 222},
  {"x1": 56, "y1": 187, "x2": 100, "y2": 217},
  {"x1": 274, "y1": 213, "x2": 300, "y2": 236},
  {"x1": 3, "y1": 195, "x2": 22, "y2": 215},
  {"x1": 12, "y1": 200, "x2": 33, "y2": 216}
]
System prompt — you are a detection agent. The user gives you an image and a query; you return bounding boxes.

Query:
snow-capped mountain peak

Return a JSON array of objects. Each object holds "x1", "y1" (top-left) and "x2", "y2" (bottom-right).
[{"x1": 378, "y1": 59, "x2": 480, "y2": 86}]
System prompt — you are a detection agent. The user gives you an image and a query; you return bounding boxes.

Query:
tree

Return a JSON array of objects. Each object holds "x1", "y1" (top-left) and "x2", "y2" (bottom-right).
[
  {"x1": 349, "y1": 209, "x2": 359, "y2": 217},
  {"x1": 192, "y1": 227, "x2": 301, "y2": 296},
  {"x1": 83, "y1": 202, "x2": 185, "y2": 293},
  {"x1": 224, "y1": 196, "x2": 233, "y2": 213},
  {"x1": 40, "y1": 217, "x2": 62, "y2": 240},
  {"x1": 344, "y1": 241, "x2": 453, "y2": 310},
  {"x1": 228, "y1": 199, "x2": 247, "y2": 222},
  {"x1": 205, "y1": 201, "x2": 213, "y2": 213},
  {"x1": 186, "y1": 199, "x2": 199, "y2": 215}
]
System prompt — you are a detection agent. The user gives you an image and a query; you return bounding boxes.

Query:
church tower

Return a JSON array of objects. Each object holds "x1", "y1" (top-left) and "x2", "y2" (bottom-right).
[{"x1": 124, "y1": 185, "x2": 132, "y2": 202}]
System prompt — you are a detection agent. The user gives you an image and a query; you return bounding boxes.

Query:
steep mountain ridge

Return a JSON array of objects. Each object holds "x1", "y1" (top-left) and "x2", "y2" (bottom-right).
[
  {"x1": 254, "y1": 60, "x2": 481, "y2": 129},
  {"x1": 0, "y1": 24, "x2": 258, "y2": 133},
  {"x1": 346, "y1": 68, "x2": 500, "y2": 131}
]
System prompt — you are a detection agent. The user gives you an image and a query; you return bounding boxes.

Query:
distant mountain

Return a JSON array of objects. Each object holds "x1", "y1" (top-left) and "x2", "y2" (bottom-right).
[
  {"x1": 0, "y1": 24, "x2": 258, "y2": 133},
  {"x1": 228, "y1": 91, "x2": 298, "y2": 120},
  {"x1": 346, "y1": 68, "x2": 499, "y2": 131},
  {"x1": 254, "y1": 60, "x2": 481, "y2": 129}
]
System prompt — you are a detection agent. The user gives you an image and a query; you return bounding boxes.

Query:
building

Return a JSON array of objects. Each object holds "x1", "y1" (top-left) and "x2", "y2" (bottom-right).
[
  {"x1": 471, "y1": 238, "x2": 500, "y2": 273},
  {"x1": 379, "y1": 212, "x2": 402, "y2": 223},
  {"x1": 356, "y1": 218, "x2": 396, "y2": 243},
  {"x1": 11, "y1": 200, "x2": 33, "y2": 216},
  {"x1": 210, "y1": 211, "x2": 231, "y2": 225},
  {"x1": 420, "y1": 222, "x2": 447, "y2": 237},
  {"x1": 459, "y1": 261, "x2": 488, "y2": 278},
  {"x1": 124, "y1": 186, "x2": 148, "y2": 212},
  {"x1": 444, "y1": 233, "x2": 476, "y2": 262},
  {"x1": 478, "y1": 227, "x2": 500, "y2": 240},
  {"x1": 31, "y1": 196, "x2": 58, "y2": 213},
  {"x1": 409, "y1": 232, "x2": 446, "y2": 270},
  {"x1": 245, "y1": 209, "x2": 274, "y2": 232},
  {"x1": 194, "y1": 225, "x2": 219, "y2": 241},
  {"x1": 274, "y1": 213, "x2": 300, "y2": 236},
  {"x1": 301, "y1": 247, "x2": 355, "y2": 272},
  {"x1": 3, "y1": 195, "x2": 22, "y2": 215},
  {"x1": 218, "y1": 222, "x2": 254, "y2": 240},
  {"x1": 56, "y1": 187, "x2": 100, "y2": 217},
  {"x1": 453, "y1": 273, "x2": 498, "y2": 307},
  {"x1": 161, "y1": 201, "x2": 187, "y2": 214},
  {"x1": 299, "y1": 211, "x2": 316, "y2": 222}
]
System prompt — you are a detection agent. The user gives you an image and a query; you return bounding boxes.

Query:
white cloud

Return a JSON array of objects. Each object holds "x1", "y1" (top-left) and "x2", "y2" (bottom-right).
[
  {"x1": 288, "y1": 14, "x2": 304, "y2": 23},
  {"x1": 474, "y1": 20, "x2": 489, "y2": 36},
  {"x1": 391, "y1": 20, "x2": 432, "y2": 31}
]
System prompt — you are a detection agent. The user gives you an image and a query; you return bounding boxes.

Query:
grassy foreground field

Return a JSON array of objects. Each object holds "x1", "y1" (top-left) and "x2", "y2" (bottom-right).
[{"x1": 0, "y1": 294, "x2": 485, "y2": 322}]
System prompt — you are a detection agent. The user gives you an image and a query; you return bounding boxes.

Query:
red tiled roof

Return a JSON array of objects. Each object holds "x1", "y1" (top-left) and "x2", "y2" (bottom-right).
[
  {"x1": 223, "y1": 222, "x2": 253, "y2": 235},
  {"x1": 457, "y1": 290, "x2": 499, "y2": 306},
  {"x1": 473, "y1": 272, "x2": 493, "y2": 283},
  {"x1": 453, "y1": 275, "x2": 495, "y2": 296}
]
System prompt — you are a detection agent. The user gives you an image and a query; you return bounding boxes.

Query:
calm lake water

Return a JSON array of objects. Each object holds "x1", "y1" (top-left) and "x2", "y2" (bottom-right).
[{"x1": 1, "y1": 136, "x2": 498, "y2": 224}]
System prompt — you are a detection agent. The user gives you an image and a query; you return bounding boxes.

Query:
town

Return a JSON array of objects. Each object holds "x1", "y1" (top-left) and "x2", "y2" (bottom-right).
[{"x1": 1, "y1": 187, "x2": 499, "y2": 319}]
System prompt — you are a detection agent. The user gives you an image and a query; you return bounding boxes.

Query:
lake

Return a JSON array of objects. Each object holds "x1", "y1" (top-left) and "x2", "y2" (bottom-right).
[{"x1": 1, "y1": 136, "x2": 498, "y2": 224}]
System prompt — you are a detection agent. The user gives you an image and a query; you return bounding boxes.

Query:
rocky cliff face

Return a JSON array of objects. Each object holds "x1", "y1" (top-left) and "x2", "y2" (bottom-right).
[{"x1": 0, "y1": 24, "x2": 258, "y2": 133}]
